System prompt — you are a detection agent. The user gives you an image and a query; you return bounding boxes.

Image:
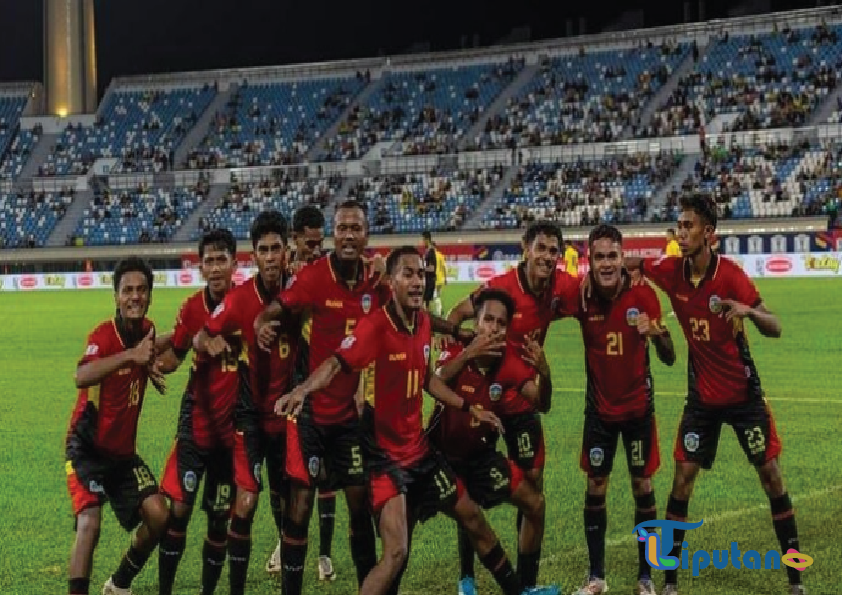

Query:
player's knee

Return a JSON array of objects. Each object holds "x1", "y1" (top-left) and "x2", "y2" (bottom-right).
[
  {"x1": 76, "y1": 508, "x2": 102, "y2": 545},
  {"x1": 345, "y1": 484, "x2": 369, "y2": 516},
  {"x1": 671, "y1": 463, "x2": 699, "y2": 499},
  {"x1": 587, "y1": 476, "x2": 609, "y2": 496},
  {"x1": 288, "y1": 486, "x2": 313, "y2": 523},
  {"x1": 757, "y1": 458, "x2": 785, "y2": 496},
  {"x1": 455, "y1": 496, "x2": 488, "y2": 535},
  {"x1": 382, "y1": 538, "x2": 409, "y2": 570},
  {"x1": 523, "y1": 490, "x2": 545, "y2": 521},
  {"x1": 169, "y1": 499, "x2": 192, "y2": 521},
  {"x1": 206, "y1": 514, "x2": 228, "y2": 542},
  {"x1": 525, "y1": 467, "x2": 544, "y2": 492},
  {"x1": 141, "y1": 493, "x2": 169, "y2": 535},
  {"x1": 631, "y1": 476, "x2": 652, "y2": 496},
  {"x1": 234, "y1": 489, "x2": 257, "y2": 519}
]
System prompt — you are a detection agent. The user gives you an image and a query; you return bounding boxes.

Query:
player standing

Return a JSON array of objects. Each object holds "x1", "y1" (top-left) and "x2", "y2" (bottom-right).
[
  {"x1": 66, "y1": 257, "x2": 168, "y2": 595},
  {"x1": 430, "y1": 288, "x2": 558, "y2": 595},
  {"x1": 564, "y1": 240, "x2": 579, "y2": 277},
  {"x1": 665, "y1": 228, "x2": 681, "y2": 257},
  {"x1": 448, "y1": 221, "x2": 579, "y2": 593},
  {"x1": 153, "y1": 229, "x2": 239, "y2": 595},
  {"x1": 572, "y1": 225, "x2": 675, "y2": 596},
  {"x1": 422, "y1": 230, "x2": 438, "y2": 312},
  {"x1": 276, "y1": 247, "x2": 539, "y2": 595},
  {"x1": 621, "y1": 195, "x2": 802, "y2": 595},
  {"x1": 192, "y1": 211, "x2": 298, "y2": 595}
]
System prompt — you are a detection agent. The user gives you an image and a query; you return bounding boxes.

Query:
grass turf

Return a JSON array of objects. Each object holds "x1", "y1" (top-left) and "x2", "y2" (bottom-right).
[{"x1": 0, "y1": 278, "x2": 839, "y2": 594}]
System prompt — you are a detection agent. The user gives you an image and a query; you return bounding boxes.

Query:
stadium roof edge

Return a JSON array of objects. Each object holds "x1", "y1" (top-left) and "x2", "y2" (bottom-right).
[
  {"x1": 108, "y1": 5, "x2": 841, "y2": 89},
  {"x1": 0, "y1": 82, "x2": 36, "y2": 96}
]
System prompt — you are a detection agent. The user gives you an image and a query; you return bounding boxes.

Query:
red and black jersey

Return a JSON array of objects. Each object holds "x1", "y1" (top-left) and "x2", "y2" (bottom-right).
[
  {"x1": 171, "y1": 287, "x2": 242, "y2": 447},
  {"x1": 576, "y1": 276, "x2": 662, "y2": 422},
  {"x1": 642, "y1": 252, "x2": 763, "y2": 407},
  {"x1": 67, "y1": 317, "x2": 154, "y2": 459},
  {"x1": 471, "y1": 263, "x2": 578, "y2": 415},
  {"x1": 335, "y1": 302, "x2": 432, "y2": 469},
  {"x1": 205, "y1": 275, "x2": 298, "y2": 434},
  {"x1": 280, "y1": 252, "x2": 392, "y2": 425},
  {"x1": 428, "y1": 341, "x2": 537, "y2": 462}
]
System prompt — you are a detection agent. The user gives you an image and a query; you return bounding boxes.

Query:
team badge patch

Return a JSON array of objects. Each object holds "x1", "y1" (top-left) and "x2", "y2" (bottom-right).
[
  {"x1": 626, "y1": 307, "x2": 640, "y2": 326},
  {"x1": 361, "y1": 294, "x2": 372, "y2": 313},
  {"x1": 308, "y1": 456, "x2": 320, "y2": 478},
  {"x1": 183, "y1": 471, "x2": 197, "y2": 493},
  {"x1": 589, "y1": 447, "x2": 604, "y2": 467},
  {"x1": 709, "y1": 295, "x2": 722, "y2": 314},
  {"x1": 684, "y1": 432, "x2": 700, "y2": 453},
  {"x1": 423, "y1": 345, "x2": 431, "y2": 362},
  {"x1": 489, "y1": 383, "x2": 503, "y2": 401}
]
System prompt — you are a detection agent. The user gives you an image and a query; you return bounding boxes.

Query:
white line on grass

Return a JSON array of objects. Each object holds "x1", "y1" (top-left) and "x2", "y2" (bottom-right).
[{"x1": 554, "y1": 387, "x2": 842, "y2": 404}]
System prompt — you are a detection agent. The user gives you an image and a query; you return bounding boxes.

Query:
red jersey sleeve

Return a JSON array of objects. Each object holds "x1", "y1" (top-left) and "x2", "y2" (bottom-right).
[
  {"x1": 640, "y1": 284, "x2": 663, "y2": 329},
  {"x1": 205, "y1": 291, "x2": 242, "y2": 337},
  {"x1": 334, "y1": 314, "x2": 381, "y2": 372},
  {"x1": 499, "y1": 350, "x2": 538, "y2": 394},
  {"x1": 77, "y1": 324, "x2": 117, "y2": 367},
  {"x1": 553, "y1": 271, "x2": 581, "y2": 318},
  {"x1": 280, "y1": 266, "x2": 317, "y2": 312},
  {"x1": 642, "y1": 256, "x2": 681, "y2": 294},
  {"x1": 171, "y1": 298, "x2": 196, "y2": 353},
  {"x1": 728, "y1": 264, "x2": 762, "y2": 308}
]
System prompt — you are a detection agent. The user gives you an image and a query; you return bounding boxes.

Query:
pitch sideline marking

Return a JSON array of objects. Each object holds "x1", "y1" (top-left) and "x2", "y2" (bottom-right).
[{"x1": 554, "y1": 387, "x2": 842, "y2": 404}]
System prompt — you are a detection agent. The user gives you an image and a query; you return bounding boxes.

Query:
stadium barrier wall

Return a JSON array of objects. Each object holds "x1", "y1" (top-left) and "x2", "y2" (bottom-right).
[{"x1": 2, "y1": 253, "x2": 839, "y2": 292}]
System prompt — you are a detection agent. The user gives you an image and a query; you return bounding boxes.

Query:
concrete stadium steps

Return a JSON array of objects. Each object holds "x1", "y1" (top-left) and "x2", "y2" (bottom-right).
[
  {"x1": 46, "y1": 189, "x2": 94, "y2": 247},
  {"x1": 174, "y1": 84, "x2": 236, "y2": 168},
  {"x1": 171, "y1": 183, "x2": 231, "y2": 242}
]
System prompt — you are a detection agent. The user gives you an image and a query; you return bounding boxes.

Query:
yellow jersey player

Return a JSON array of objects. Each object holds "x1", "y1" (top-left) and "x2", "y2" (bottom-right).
[
  {"x1": 665, "y1": 228, "x2": 681, "y2": 257},
  {"x1": 434, "y1": 247, "x2": 447, "y2": 316},
  {"x1": 564, "y1": 241, "x2": 579, "y2": 276}
]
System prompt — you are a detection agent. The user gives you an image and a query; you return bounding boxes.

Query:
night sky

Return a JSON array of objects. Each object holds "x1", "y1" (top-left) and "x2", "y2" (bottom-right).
[{"x1": 0, "y1": 0, "x2": 831, "y2": 98}]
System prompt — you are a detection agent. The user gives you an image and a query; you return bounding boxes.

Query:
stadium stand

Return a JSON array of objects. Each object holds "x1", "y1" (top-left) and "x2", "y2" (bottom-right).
[
  {"x1": 196, "y1": 174, "x2": 343, "y2": 239},
  {"x1": 468, "y1": 43, "x2": 689, "y2": 150},
  {"x1": 185, "y1": 76, "x2": 367, "y2": 169},
  {"x1": 70, "y1": 182, "x2": 210, "y2": 245},
  {"x1": 347, "y1": 167, "x2": 504, "y2": 233},
  {"x1": 0, "y1": 126, "x2": 40, "y2": 179},
  {"x1": 39, "y1": 86, "x2": 215, "y2": 176},
  {"x1": 484, "y1": 152, "x2": 683, "y2": 229},
  {"x1": 0, "y1": 95, "x2": 28, "y2": 168},
  {"x1": 641, "y1": 23, "x2": 841, "y2": 137},
  {"x1": 322, "y1": 59, "x2": 525, "y2": 160},
  {"x1": 0, "y1": 189, "x2": 74, "y2": 248}
]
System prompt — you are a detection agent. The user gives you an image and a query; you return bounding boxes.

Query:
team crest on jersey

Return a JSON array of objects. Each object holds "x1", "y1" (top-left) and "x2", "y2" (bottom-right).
[
  {"x1": 489, "y1": 383, "x2": 503, "y2": 401},
  {"x1": 183, "y1": 470, "x2": 197, "y2": 493},
  {"x1": 589, "y1": 447, "x2": 604, "y2": 467},
  {"x1": 361, "y1": 294, "x2": 372, "y2": 313},
  {"x1": 308, "y1": 456, "x2": 320, "y2": 478},
  {"x1": 684, "y1": 432, "x2": 700, "y2": 453},
  {"x1": 340, "y1": 336, "x2": 356, "y2": 350},
  {"x1": 709, "y1": 295, "x2": 722, "y2": 314},
  {"x1": 626, "y1": 307, "x2": 640, "y2": 326},
  {"x1": 424, "y1": 345, "x2": 431, "y2": 362}
]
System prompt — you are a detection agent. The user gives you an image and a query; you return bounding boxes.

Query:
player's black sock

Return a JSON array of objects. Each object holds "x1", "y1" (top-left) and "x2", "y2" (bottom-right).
[
  {"x1": 634, "y1": 491, "x2": 657, "y2": 580},
  {"x1": 769, "y1": 493, "x2": 802, "y2": 586},
  {"x1": 517, "y1": 549, "x2": 541, "y2": 589},
  {"x1": 349, "y1": 513, "x2": 377, "y2": 587},
  {"x1": 227, "y1": 515, "x2": 252, "y2": 595},
  {"x1": 457, "y1": 525, "x2": 476, "y2": 579},
  {"x1": 664, "y1": 495, "x2": 690, "y2": 586},
  {"x1": 270, "y1": 489, "x2": 285, "y2": 535},
  {"x1": 318, "y1": 491, "x2": 336, "y2": 558},
  {"x1": 68, "y1": 577, "x2": 89, "y2": 594},
  {"x1": 516, "y1": 509, "x2": 524, "y2": 538},
  {"x1": 112, "y1": 543, "x2": 152, "y2": 590},
  {"x1": 479, "y1": 541, "x2": 521, "y2": 595},
  {"x1": 583, "y1": 492, "x2": 607, "y2": 579},
  {"x1": 201, "y1": 526, "x2": 227, "y2": 595},
  {"x1": 281, "y1": 517, "x2": 308, "y2": 595},
  {"x1": 158, "y1": 513, "x2": 189, "y2": 594}
]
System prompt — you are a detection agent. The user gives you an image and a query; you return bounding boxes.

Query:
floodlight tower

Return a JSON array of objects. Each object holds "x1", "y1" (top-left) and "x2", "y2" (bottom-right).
[{"x1": 43, "y1": 0, "x2": 98, "y2": 116}]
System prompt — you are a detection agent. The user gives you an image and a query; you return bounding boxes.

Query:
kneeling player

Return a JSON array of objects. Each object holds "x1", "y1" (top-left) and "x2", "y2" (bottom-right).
[
  {"x1": 276, "y1": 247, "x2": 552, "y2": 595},
  {"x1": 66, "y1": 258, "x2": 169, "y2": 595},
  {"x1": 155, "y1": 229, "x2": 239, "y2": 595},
  {"x1": 574, "y1": 225, "x2": 675, "y2": 595},
  {"x1": 430, "y1": 288, "x2": 556, "y2": 593}
]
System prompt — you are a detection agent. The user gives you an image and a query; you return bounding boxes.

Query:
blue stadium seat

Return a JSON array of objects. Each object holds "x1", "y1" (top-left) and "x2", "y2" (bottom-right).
[{"x1": 0, "y1": 190, "x2": 74, "y2": 248}]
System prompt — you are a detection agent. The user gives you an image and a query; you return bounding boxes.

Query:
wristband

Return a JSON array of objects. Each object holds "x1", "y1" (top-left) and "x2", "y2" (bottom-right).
[{"x1": 461, "y1": 399, "x2": 471, "y2": 413}]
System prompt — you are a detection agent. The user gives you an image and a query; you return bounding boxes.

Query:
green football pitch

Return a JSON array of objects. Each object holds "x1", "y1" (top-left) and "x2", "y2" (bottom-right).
[{"x1": 1, "y1": 278, "x2": 840, "y2": 594}]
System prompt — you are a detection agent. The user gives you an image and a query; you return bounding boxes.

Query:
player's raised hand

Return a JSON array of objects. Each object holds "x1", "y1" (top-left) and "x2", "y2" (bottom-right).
[
  {"x1": 721, "y1": 299, "x2": 751, "y2": 321},
  {"x1": 522, "y1": 335, "x2": 550, "y2": 376},
  {"x1": 630, "y1": 269, "x2": 645, "y2": 286},
  {"x1": 275, "y1": 387, "x2": 306, "y2": 418},
  {"x1": 365, "y1": 253, "x2": 386, "y2": 276},
  {"x1": 470, "y1": 406, "x2": 503, "y2": 434},
  {"x1": 636, "y1": 313, "x2": 659, "y2": 337},
  {"x1": 455, "y1": 326, "x2": 476, "y2": 345},
  {"x1": 148, "y1": 361, "x2": 167, "y2": 395},
  {"x1": 256, "y1": 320, "x2": 280, "y2": 352},
  {"x1": 205, "y1": 335, "x2": 231, "y2": 358},
  {"x1": 131, "y1": 328, "x2": 157, "y2": 365},
  {"x1": 466, "y1": 331, "x2": 507, "y2": 359}
]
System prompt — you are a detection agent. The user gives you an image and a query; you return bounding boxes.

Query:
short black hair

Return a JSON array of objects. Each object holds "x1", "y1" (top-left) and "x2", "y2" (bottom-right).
[
  {"x1": 422, "y1": 231, "x2": 432, "y2": 241},
  {"x1": 588, "y1": 224, "x2": 623, "y2": 247},
  {"x1": 335, "y1": 199, "x2": 368, "y2": 217},
  {"x1": 524, "y1": 220, "x2": 563, "y2": 246},
  {"x1": 292, "y1": 205, "x2": 325, "y2": 233},
  {"x1": 473, "y1": 288, "x2": 516, "y2": 322},
  {"x1": 386, "y1": 245, "x2": 421, "y2": 275},
  {"x1": 250, "y1": 210, "x2": 288, "y2": 249},
  {"x1": 667, "y1": 228, "x2": 676, "y2": 236},
  {"x1": 198, "y1": 228, "x2": 236, "y2": 258},
  {"x1": 113, "y1": 256, "x2": 153, "y2": 293},
  {"x1": 680, "y1": 193, "x2": 718, "y2": 229}
]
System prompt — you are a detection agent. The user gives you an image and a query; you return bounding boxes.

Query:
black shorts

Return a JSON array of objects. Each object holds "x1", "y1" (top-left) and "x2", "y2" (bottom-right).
[
  {"x1": 423, "y1": 278, "x2": 436, "y2": 303},
  {"x1": 450, "y1": 449, "x2": 523, "y2": 510},
  {"x1": 370, "y1": 449, "x2": 463, "y2": 523},
  {"x1": 286, "y1": 415, "x2": 365, "y2": 490},
  {"x1": 160, "y1": 438, "x2": 233, "y2": 517},
  {"x1": 66, "y1": 450, "x2": 158, "y2": 531},
  {"x1": 674, "y1": 399, "x2": 782, "y2": 470},
  {"x1": 233, "y1": 428, "x2": 288, "y2": 496},
  {"x1": 580, "y1": 412, "x2": 661, "y2": 479},
  {"x1": 503, "y1": 411, "x2": 546, "y2": 471}
]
